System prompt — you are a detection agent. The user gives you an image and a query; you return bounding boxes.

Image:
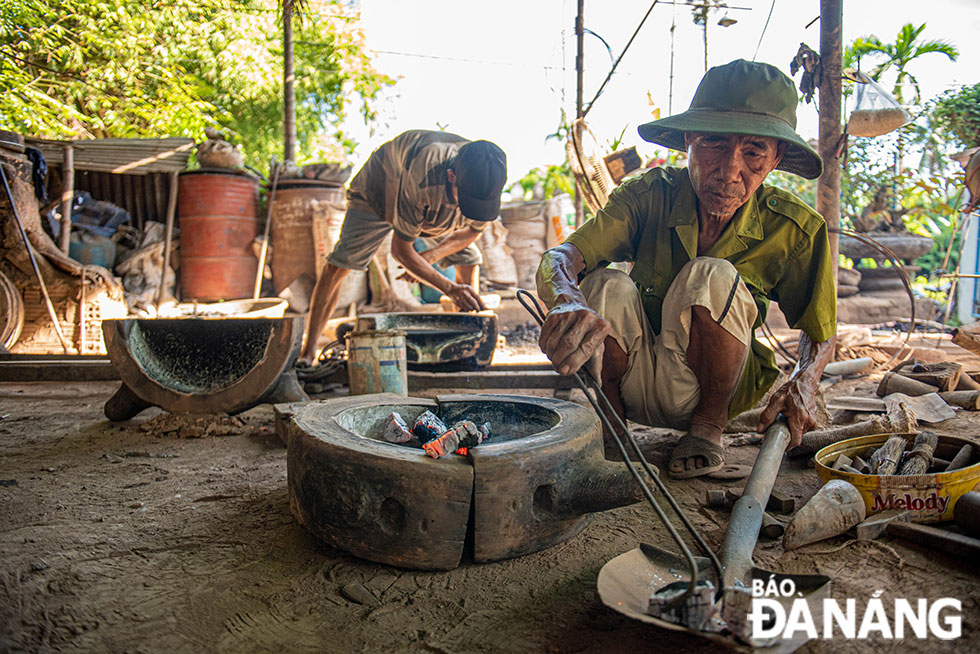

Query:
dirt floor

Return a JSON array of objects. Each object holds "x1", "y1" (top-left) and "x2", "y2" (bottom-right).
[{"x1": 2, "y1": 353, "x2": 980, "y2": 652}]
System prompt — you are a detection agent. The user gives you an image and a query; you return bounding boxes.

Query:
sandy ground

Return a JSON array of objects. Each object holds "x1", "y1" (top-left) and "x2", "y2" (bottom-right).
[{"x1": 1, "y1": 369, "x2": 979, "y2": 653}]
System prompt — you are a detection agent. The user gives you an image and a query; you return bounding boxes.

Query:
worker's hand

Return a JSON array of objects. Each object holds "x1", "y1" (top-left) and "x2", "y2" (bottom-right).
[
  {"x1": 539, "y1": 302, "x2": 610, "y2": 378},
  {"x1": 446, "y1": 282, "x2": 485, "y2": 312},
  {"x1": 757, "y1": 378, "x2": 817, "y2": 448}
]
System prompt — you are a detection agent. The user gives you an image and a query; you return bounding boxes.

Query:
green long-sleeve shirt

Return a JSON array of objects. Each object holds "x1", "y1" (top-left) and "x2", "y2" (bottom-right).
[{"x1": 564, "y1": 166, "x2": 837, "y2": 415}]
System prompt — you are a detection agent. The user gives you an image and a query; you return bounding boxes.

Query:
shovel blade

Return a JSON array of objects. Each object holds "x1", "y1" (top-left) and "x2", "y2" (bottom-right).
[{"x1": 598, "y1": 547, "x2": 831, "y2": 653}]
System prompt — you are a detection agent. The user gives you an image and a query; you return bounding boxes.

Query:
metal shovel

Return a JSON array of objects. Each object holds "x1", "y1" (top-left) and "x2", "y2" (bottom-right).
[{"x1": 597, "y1": 420, "x2": 832, "y2": 653}]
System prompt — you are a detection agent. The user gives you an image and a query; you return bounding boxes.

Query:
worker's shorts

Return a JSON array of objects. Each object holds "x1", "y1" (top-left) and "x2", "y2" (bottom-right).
[
  {"x1": 327, "y1": 205, "x2": 483, "y2": 271},
  {"x1": 580, "y1": 257, "x2": 757, "y2": 430}
]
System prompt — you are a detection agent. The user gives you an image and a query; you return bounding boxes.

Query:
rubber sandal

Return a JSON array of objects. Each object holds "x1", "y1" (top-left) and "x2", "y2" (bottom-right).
[
  {"x1": 668, "y1": 433, "x2": 726, "y2": 479},
  {"x1": 705, "y1": 464, "x2": 751, "y2": 481}
]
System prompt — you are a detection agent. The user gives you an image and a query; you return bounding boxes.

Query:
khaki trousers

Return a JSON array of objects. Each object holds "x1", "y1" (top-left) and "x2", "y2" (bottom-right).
[{"x1": 580, "y1": 257, "x2": 758, "y2": 429}]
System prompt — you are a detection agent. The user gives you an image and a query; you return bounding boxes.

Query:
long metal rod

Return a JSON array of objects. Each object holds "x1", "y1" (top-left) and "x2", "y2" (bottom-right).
[
  {"x1": 0, "y1": 164, "x2": 71, "y2": 353},
  {"x1": 517, "y1": 289, "x2": 724, "y2": 605}
]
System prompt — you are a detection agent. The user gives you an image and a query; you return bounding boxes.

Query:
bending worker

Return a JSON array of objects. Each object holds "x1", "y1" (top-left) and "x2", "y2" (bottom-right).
[
  {"x1": 299, "y1": 129, "x2": 507, "y2": 366},
  {"x1": 536, "y1": 60, "x2": 837, "y2": 478}
]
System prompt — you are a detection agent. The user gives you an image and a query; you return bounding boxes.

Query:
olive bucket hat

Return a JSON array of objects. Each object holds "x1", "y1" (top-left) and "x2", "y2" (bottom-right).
[{"x1": 638, "y1": 59, "x2": 823, "y2": 179}]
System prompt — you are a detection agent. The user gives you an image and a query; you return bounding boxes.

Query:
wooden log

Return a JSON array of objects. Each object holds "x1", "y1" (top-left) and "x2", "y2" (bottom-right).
[
  {"x1": 897, "y1": 431, "x2": 938, "y2": 475},
  {"x1": 955, "y1": 374, "x2": 980, "y2": 391},
  {"x1": 876, "y1": 372, "x2": 939, "y2": 398},
  {"x1": 951, "y1": 327, "x2": 980, "y2": 357},
  {"x1": 938, "y1": 391, "x2": 980, "y2": 410},
  {"x1": 789, "y1": 412, "x2": 918, "y2": 458},
  {"x1": 869, "y1": 435, "x2": 907, "y2": 475},
  {"x1": 946, "y1": 444, "x2": 974, "y2": 472},
  {"x1": 895, "y1": 361, "x2": 962, "y2": 392}
]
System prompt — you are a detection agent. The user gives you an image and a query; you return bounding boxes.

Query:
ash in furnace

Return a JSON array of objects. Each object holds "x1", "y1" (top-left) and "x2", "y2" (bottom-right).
[
  {"x1": 138, "y1": 413, "x2": 247, "y2": 439},
  {"x1": 382, "y1": 410, "x2": 490, "y2": 458},
  {"x1": 501, "y1": 322, "x2": 541, "y2": 347}
]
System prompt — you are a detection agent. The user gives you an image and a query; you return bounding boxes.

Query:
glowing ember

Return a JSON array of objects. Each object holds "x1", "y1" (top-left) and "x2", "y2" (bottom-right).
[{"x1": 381, "y1": 411, "x2": 491, "y2": 458}]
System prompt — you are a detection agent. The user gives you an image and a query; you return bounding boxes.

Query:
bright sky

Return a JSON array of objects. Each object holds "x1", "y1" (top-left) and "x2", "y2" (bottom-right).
[{"x1": 343, "y1": 0, "x2": 979, "y2": 185}]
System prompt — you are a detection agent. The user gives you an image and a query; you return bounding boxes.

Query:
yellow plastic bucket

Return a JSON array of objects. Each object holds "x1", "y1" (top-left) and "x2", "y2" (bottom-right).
[
  {"x1": 814, "y1": 433, "x2": 980, "y2": 523},
  {"x1": 345, "y1": 329, "x2": 408, "y2": 396}
]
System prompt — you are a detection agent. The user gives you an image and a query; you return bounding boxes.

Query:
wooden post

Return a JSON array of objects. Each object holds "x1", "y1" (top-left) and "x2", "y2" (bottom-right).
[
  {"x1": 157, "y1": 171, "x2": 179, "y2": 309},
  {"x1": 573, "y1": 0, "x2": 584, "y2": 228},
  {"x1": 58, "y1": 144, "x2": 74, "y2": 254},
  {"x1": 283, "y1": 0, "x2": 297, "y2": 163},
  {"x1": 817, "y1": 0, "x2": 842, "y2": 280}
]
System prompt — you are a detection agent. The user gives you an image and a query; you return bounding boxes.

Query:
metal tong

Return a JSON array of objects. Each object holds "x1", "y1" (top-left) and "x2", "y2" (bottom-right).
[{"x1": 517, "y1": 289, "x2": 724, "y2": 609}]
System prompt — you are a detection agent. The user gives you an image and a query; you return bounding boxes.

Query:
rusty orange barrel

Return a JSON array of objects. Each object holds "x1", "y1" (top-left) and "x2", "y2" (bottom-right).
[
  {"x1": 269, "y1": 181, "x2": 345, "y2": 294},
  {"x1": 178, "y1": 171, "x2": 259, "y2": 301}
]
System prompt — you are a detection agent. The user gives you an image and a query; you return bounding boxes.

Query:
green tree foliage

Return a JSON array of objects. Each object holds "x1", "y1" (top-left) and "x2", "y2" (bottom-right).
[
  {"x1": 0, "y1": 0, "x2": 394, "y2": 168},
  {"x1": 931, "y1": 83, "x2": 980, "y2": 149},
  {"x1": 845, "y1": 23, "x2": 958, "y2": 105}
]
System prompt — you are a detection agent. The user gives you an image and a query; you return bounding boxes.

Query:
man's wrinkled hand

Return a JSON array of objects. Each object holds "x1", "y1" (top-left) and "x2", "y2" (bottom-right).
[
  {"x1": 446, "y1": 283, "x2": 485, "y2": 312},
  {"x1": 539, "y1": 303, "x2": 611, "y2": 378},
  {"x1": 756, "y1": 379, "x2": 817, "y2": 448}
]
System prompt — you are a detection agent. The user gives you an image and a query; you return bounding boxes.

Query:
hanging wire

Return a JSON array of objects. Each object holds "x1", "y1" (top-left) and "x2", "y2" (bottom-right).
[
  {"x1": 752, "y1": 0, "x2": 777, "y2": 61},
  {"x1": 581, "y1": 0, "x2": 660, "y2": 119}
]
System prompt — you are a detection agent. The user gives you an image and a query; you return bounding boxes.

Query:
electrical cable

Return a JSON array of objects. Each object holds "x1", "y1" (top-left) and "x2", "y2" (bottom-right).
[
  {"x1": 752, "y1": 0, "x2": 777, "y2": 61},
  {"x1": 581, "y1": 0, "x2": 659, "y2": 119}
]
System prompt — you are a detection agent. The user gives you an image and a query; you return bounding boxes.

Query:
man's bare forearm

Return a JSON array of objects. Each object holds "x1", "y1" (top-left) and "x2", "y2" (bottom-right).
[
  {"x1": 792, "y1": 332, "x2": 836, "y2": 391},
  {"x1": 536, "y1": 243, "x2": 587, "y2": 308}
]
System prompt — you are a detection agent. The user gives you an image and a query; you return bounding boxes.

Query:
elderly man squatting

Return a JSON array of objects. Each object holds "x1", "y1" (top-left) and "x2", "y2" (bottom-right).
[{"x1": 536, "y1": 59, "x2": 837, "y2": 479}]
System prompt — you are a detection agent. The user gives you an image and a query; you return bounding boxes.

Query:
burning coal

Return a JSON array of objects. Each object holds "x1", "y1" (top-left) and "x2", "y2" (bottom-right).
[{"x1": 382, "y1": 410, "x2": 491, "y2": 458}]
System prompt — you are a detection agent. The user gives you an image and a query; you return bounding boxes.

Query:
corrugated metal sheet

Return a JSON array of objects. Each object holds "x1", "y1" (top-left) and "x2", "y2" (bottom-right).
[
  {"x1": 25, "y1": 137, "x2": 194, "y2": 174},
  {"x1": 73, "y1": 169, "x2": 173, "y2": 230}
]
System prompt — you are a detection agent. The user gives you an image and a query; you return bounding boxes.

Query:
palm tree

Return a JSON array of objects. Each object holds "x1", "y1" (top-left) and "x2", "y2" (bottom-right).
[{"x1": 846, "y1": 23, "x2": 959, "y2": 105}]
